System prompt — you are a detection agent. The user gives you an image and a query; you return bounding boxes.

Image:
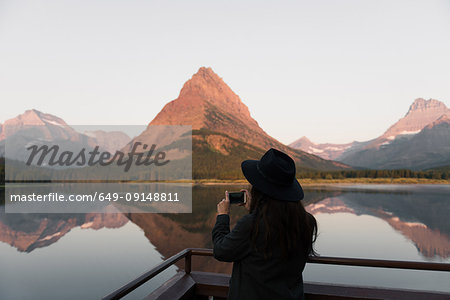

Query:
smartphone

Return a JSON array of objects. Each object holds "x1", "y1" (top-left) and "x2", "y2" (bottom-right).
[{"x1": 228, "y1": 191, "x2": 246, "y2": 205}]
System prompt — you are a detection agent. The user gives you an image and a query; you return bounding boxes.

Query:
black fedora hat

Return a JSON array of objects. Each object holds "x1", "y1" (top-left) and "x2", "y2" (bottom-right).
[{"x1": 241, "y1": 148, "x2": 304, "y2": 202}]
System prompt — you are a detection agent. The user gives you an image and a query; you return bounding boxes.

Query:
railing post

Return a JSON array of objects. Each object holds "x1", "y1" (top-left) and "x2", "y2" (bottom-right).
[{"x1": 185, "y1": 250, "x2": 192, "y2": 274}]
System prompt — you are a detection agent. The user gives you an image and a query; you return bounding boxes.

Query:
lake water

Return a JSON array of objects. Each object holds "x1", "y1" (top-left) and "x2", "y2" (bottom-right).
[{"x1": 0, "y1": 184, "x2": 449, "y2": 299}]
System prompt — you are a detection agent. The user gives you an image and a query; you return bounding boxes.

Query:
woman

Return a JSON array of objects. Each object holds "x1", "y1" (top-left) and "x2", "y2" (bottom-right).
[{"x1": 212, "y1": 148, "x2": 318, "y2": 300}]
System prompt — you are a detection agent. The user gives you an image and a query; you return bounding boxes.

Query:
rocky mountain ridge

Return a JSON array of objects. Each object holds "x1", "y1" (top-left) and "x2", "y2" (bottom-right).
[{"x1": 290, "y1": 98, "x2": 449, "y2": 170}]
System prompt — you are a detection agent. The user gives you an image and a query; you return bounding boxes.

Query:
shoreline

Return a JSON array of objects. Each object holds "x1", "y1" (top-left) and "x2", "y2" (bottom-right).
[
  {"x1": 194, "y1": 178, "x2": 449, "y2": 186},
  {"x1": 1, "y1": 178, "x2": 448, "y2": 188}
]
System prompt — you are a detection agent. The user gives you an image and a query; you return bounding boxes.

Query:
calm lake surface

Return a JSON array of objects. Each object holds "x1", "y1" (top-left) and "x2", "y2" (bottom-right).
[{"x1": 0, "y1": 184, "x2": 449, "y2": 299}]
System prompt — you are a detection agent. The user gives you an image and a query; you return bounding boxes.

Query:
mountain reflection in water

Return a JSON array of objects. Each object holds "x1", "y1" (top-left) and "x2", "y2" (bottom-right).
[
  {"x1": 0, "y1": 186, "x2": 450, "y2": 264},
  {"x1": 0, "y1": 185, "x2": 449, "y2": 275}
]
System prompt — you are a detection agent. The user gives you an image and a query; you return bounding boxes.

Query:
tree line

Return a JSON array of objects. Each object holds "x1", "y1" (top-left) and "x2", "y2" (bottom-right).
[
  {"x1": 297, "y1": 169, "x2": 449, "y2": 180},
  {"x1": 1, "y1": 157, "x2": 449, "y2": 182}
]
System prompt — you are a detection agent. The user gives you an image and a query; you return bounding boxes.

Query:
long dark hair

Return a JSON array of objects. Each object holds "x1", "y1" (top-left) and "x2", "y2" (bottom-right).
[{"x1": 249, "y1": 186, "x2": 318, "y2": 260}]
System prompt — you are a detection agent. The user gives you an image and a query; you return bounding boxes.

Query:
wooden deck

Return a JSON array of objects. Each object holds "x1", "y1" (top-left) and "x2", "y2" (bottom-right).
[
  {"x1": 145, "y1": 271, "x2": 450, "y2": 300},
  {"x1": 102, "y1": 248, "x2": 450, "y2": 300}
]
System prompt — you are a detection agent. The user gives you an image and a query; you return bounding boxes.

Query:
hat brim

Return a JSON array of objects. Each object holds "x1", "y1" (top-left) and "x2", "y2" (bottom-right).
[{"x1": 241, "y1": 160, "x2": 304, "y2": 202}]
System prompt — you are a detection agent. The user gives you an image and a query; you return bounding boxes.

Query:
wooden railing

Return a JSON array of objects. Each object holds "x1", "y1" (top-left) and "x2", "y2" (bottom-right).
[{"x1": 101, "y1": 248, "x2": 450, "y2": 300}]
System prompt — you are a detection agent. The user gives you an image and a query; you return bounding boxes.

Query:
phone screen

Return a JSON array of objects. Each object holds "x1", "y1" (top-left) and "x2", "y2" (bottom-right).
[{"x1": 228, "y1": 192, "x2": 246, "y2": 204}]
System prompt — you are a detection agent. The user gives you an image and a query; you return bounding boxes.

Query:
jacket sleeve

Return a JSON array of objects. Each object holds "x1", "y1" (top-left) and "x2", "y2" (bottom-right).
[{"x1": 212, "y1": 214, "x2": 252, "y2": 262}]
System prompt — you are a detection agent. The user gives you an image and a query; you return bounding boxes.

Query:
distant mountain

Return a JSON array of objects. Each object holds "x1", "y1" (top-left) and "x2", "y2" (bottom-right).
[
  {"x1": 290, "y1": 98, "x2": 450, "y2": 170},
  {"x1": 83, "y1": 130, "x2": 131, "y2": 153},
  {"x1": 0, "y1": 110, "x2": 132, "y2": 160},
  {"x1": 0, "y1": 109, "x2": 97, "y2": 163},
  {"x1": 289, "y1": 136, "x2": 360, "y2": 161},
  {"x1": 0, "y1": 109, "x2": 83, "y2": 142},
  {"x1": 130, "y1": 67, "x2": 347, "y2": 178},
  {"x1": 367, "y1": 98, "x2": 449, "y2": 149},
  {"x1": 0, "y1": 110, "x2": 142, "y2": 182},
  {"x1": 341, "y1": 114, "x2": 450, "y2": 170}
]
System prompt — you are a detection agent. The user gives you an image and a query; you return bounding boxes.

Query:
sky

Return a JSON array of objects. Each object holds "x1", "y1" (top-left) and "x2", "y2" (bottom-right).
[{"x1": 1, "y1": 0, "x2": 449, "y2": 144}]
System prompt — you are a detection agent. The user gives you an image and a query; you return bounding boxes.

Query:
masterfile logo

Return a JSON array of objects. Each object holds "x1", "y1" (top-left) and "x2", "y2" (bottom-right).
[{"x1": 4, "y1": 124, "x2": 192, "y2": 214}]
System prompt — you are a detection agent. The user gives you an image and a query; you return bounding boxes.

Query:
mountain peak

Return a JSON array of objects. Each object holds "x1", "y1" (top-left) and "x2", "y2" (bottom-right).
[
  {"x1": 289, "y1": 136, "x2": 316, "y2": 150},
  {"x1": 406, "y1": 98, "x2": 447, "y2": 116},
  {"x1": 295, "y1": 136, "x2": 313, "y2": 145},
  {"x1": 377, "y1": 98, "x2": 449, "y2": 142},
  {"x1": 299, "y1": 136, "x2": 311, "y2": 142},
  {"x1": 0, "y1": 109, "x2": 69, "y2": 140},
  {"x1": 178, "y1": 67, "x2": 246, "y2": 112},
  {"x1": 179, "y1": 67, "x2": 225, "y2": 96},
  {"x1": 22, "y1": 109, "x2": 68, "y2": 126},
  {"x1": 151, "y1": 67, "x2": 253, "y2": 128},
  {"x1": 183, "y1": 67, "x2": 222, "y2": 90},
  {"x1": 21, "y1": 109, "x2": 44, "y2": 123},
  {"x1": 195, "y1": 66, "x2": 217, "y2": 78}
]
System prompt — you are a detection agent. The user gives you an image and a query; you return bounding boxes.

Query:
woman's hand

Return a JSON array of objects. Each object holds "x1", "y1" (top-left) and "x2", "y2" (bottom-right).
[
  {"x1": 238, "y1": 189, "x2": 251, "y2": 212},
  {"x1": 217, "y1": 191, "x2": 230, "y2": 215}
]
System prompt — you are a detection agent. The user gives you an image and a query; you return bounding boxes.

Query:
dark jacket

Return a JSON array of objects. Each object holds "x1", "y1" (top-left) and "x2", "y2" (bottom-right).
[{"x1": 212, "y1": 213, "x2": 307, "y2": 300}]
